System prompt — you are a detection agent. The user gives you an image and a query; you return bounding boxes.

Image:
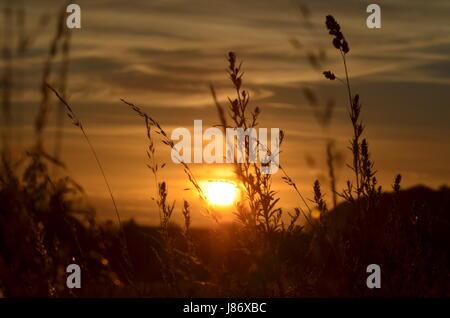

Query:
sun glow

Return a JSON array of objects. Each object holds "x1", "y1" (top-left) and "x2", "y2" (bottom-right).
[{"x1": 203, "y1": 180, "x2": 239, "y2": 206}]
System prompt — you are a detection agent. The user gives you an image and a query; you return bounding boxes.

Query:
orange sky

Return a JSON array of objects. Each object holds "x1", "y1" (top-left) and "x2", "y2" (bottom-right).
[{"x1": 5, "y1": 0, "x2": 450, "y2": 226}]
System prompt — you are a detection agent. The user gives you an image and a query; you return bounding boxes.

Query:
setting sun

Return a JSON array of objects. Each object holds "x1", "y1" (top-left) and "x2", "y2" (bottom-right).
[{"x1": 203, "y1": 180, "x2": 239, "y2": 206}]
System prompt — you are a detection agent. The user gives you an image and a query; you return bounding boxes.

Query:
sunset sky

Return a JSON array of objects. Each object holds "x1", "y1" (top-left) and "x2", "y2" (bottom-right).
[{"x1": 8, "y1": 0, "x2": 450, "y2": 225}]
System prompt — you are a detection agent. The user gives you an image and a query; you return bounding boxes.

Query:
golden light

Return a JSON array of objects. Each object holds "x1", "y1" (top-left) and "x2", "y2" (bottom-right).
[
  {"x1": 311, "y1": 209, "x2": 321, "y2": 219},
  {"x1": 202, "y1": 180, "x2": 239, "y2": 206}
]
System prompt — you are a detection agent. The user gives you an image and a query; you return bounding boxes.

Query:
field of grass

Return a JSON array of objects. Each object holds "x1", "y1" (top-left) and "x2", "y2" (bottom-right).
[{"x1": 0, "y1": 4, "x2": 449, "y2": 297}]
